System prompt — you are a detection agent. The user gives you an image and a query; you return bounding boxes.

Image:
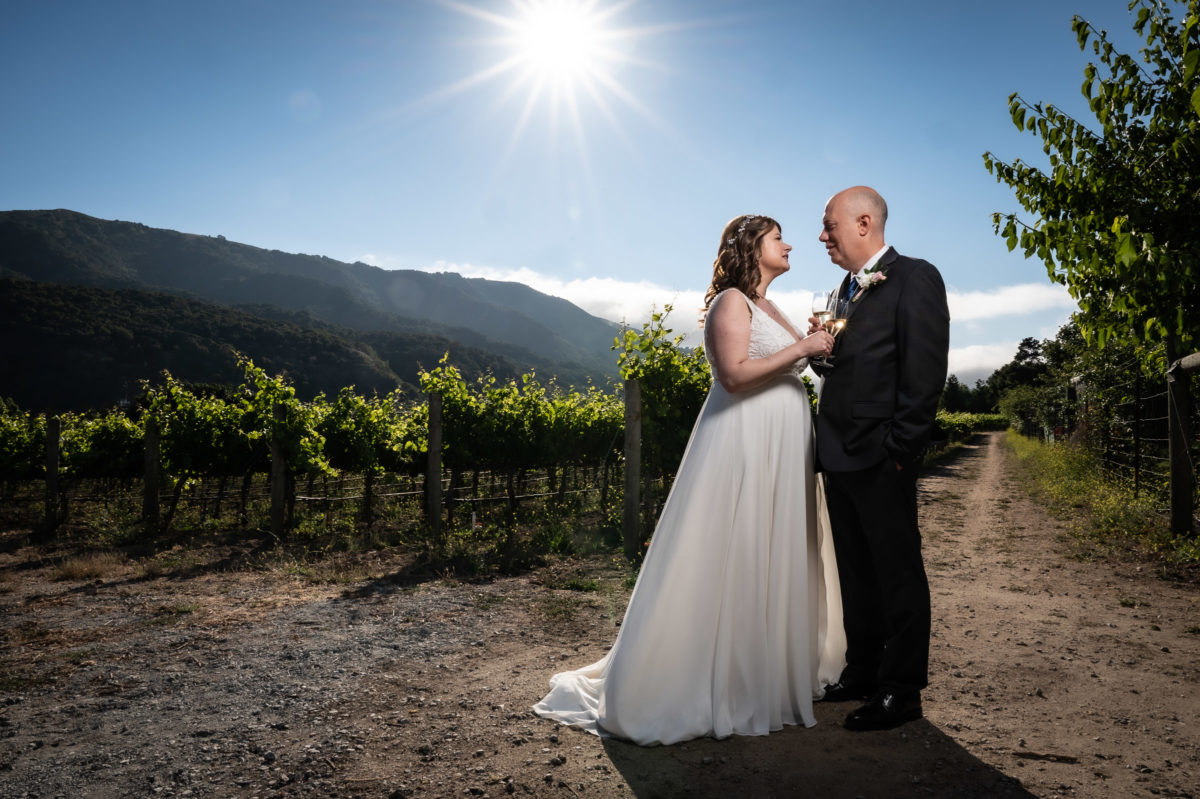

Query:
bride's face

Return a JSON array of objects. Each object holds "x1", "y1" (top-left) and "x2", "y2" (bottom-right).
[{"x1": 758, "y1": 226, "x2": 791, "y2": 277}]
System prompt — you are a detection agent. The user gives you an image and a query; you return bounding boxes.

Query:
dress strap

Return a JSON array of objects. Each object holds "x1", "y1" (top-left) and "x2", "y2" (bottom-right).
[{"x1": 715, "y1": 288, "x2": 757, "y2": 316}]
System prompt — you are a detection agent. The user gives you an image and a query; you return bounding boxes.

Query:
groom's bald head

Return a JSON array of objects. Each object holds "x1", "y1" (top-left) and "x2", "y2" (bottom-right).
[
  {"x1": 838, "y1": 186, "x2": 887, "y2": 230},
  {"x1": 820, "y1": 186, "x2": 888, "y2": 271}
]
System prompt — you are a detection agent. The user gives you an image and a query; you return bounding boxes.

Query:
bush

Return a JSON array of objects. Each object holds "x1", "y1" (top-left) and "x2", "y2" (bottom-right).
[{"x1": 934, "y1": 411, "x2": 1009, "y2": 445}]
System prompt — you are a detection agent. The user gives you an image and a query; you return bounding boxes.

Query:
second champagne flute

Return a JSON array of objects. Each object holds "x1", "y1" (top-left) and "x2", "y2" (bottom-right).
[{"x1": 811, "y1": 291, "x2": 835, "y2": 368}]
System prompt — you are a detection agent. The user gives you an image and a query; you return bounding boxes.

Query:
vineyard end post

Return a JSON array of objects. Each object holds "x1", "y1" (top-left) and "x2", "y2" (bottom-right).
[
  {"x1": 622, "y1": 378, "x2": 641, "y2": 560},
  {"x1": 1167, "y1": 353, "x2": 1199, "y2": 537},
  {"x1": 426, "y1": 392, "x2": 443, "y2": 543},
  {"x1": 143, "y1": 416, "x2": 160, "y2": 536},
  {"x1": 43, "y1": 416, "x2": 60, "y2": 534},
  {"x1": 270, "y1": 403, "x2": 286, "y2": 538}
]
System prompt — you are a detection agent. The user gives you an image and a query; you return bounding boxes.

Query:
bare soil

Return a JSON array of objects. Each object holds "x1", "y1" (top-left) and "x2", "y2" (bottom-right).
[{"x1": 1, "y1": 432, "x2": 1197, "y2": 799}]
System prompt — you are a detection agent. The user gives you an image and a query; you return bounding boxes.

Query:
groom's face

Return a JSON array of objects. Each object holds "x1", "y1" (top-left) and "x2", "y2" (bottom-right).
[{"x1": 819, "y1": 197, "x2": 865, "y2": 271}]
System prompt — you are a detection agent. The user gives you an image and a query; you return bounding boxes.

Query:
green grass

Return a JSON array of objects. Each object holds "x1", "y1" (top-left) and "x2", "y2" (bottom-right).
[
  {"x1": 547, "y1": 576, "x2": 600, "y2": 592},
  {"x1": 59, "y1": 648, "x2": 96, "y2": 665},
  {"x1": 539, "y1": 594, "x2": 579, "y2": 621},
  {"x1": 143, "y1": 603, "x2": 199, "y2": 626},
  {"x1": 1003, "y1": 430, "x2": 1199, "y2": 570}
]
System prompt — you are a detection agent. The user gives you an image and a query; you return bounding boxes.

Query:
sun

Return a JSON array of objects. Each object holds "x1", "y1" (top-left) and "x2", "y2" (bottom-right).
[
  {"x1": 509, "y1": 1, "x2": 613, "y2": 86},
  {"x1": 433, "y1": 0, "x2": 661, "y2": 151}
]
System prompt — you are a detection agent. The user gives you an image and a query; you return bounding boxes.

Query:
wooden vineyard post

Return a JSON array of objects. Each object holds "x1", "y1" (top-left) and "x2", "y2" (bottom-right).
[
  {"x1": 44, "y1": 416, "x2": 60, "y2": 533},
  {"x1": 143, "y1": 416, "x2": 160, "y2": 535},
  {"x1": 270, "y1": 403, "x2": 286, "y2": 538},
  {"x1": 623, "y1": 378, "x2": 642, "y2": 560},
  {"x1": 1167, "y1": 352, "x2": 1199, "y2": 536},
  {"x1": 426, "y1": 392, "x2": 443, "y2": 543}
]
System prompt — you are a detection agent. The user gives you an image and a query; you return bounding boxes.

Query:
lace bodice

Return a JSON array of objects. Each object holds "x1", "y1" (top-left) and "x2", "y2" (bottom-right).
[{"x1": 703, "y1": 289, "x2": 809, "y2": 382}]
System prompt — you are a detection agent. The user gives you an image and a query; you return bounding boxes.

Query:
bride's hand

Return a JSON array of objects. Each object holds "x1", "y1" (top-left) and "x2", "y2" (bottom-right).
[
  {"x1": 800, "y1": 330, "x2": 834, "y2": 359},
  {"x1": 806, "y1": 316, "x2": 824, "y2": 336}
]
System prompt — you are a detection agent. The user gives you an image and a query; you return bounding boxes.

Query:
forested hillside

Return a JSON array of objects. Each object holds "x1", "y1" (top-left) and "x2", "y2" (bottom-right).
[
  {"x1": 0, "y1": 279, "x2": 579, "y2": 411},
  {"x1": 0, "y1": 209, "x2": 620, "y2": 375}
]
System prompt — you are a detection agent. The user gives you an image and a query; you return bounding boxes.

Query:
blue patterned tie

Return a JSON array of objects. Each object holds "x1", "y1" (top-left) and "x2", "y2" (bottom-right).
[{"x1": 846, "y1": 278, "x2": 857, "y2": 302}]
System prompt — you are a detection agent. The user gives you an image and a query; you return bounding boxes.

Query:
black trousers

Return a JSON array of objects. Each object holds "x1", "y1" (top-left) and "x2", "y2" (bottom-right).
[{"x1": 824, "y1": 458, "x2": 931, "y2": 695}]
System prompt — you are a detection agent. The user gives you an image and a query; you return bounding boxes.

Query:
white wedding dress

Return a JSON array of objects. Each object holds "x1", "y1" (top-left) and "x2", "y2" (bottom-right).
[{"x1": 532, "y1": 289, "x2": 846, "y2": 746}]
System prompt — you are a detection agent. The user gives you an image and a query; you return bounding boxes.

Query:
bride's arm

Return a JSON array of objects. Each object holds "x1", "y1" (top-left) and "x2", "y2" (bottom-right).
[{"x1": 707, "y1": 296, "x2": 832, "y2": 394}]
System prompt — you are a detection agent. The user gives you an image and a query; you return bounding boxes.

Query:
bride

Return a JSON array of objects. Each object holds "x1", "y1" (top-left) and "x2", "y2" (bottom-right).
[{"x1": 533, "y1": 214, "x2": 846, "y2": 745}]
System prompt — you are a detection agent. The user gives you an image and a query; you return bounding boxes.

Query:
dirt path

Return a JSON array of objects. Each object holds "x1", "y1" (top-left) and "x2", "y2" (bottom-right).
[{"x1": 1, "y1": 432, "x2": 1197, "y2": 798}]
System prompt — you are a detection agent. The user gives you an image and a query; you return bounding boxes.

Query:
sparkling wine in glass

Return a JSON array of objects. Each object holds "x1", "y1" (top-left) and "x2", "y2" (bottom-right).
[
  {"x1": 811, "y1": 292, "x2": 833, "y2": 326},
  {"x1": 811, "y1": 291, "x2": 836, "y2": 367},
  {"x1": 824, "y1": 298, "x2": 849, "y2": 339}
]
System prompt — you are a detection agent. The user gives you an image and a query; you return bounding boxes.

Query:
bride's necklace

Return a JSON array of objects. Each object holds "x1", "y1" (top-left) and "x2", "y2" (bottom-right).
[{"x1": 754, "y1": 297, "x2": 783, "y2": 322}]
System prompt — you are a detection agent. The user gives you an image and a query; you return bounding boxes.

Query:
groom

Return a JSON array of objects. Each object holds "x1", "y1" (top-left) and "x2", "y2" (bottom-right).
[{"x1": 811, "y1": 186, "x2": 949, "y2": 731}]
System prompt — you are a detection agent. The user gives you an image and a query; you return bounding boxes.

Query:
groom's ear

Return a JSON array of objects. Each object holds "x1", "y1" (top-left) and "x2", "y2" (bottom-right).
[{"x1": 856, "y1": 213, "x2": 872, "y2": 236}]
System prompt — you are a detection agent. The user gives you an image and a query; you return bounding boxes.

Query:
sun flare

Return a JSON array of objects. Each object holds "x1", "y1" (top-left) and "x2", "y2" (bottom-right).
[
  {"x1": 435, "y1": 0, "x2": 661, "y2": 153},
  {"x1": 509, "y1": 1, "x2": 615, "y2": 87}
]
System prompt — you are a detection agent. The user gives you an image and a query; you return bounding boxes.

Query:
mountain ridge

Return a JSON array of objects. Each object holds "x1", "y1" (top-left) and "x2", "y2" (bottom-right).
[
  {"x1": 0, "y1": 210, "x2": 623, "y2": 411},
  {"x1": 0, "y1": 209, "x2": 620, "y2": 375}
]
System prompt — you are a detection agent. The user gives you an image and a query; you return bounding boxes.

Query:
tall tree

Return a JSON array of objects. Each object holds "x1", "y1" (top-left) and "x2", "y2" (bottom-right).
[
  {"x1": 987, "y1": 336, "x2": 1050, "y2": 400},
  {"x1": 983, "y1": 0, "x2": 1199, "y2": 364},
  {"x1": 940, "y1": 374, "x2": 971, "y2": 412}
]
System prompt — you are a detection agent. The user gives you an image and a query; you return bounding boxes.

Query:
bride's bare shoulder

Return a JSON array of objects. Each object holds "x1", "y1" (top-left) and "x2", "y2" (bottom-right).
[{"x1": 705, "y1": 289, "x2": 753, "y2": 334}]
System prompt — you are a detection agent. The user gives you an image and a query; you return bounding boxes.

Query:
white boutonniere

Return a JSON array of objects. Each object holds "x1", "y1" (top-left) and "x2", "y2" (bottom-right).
[{"x1": 851, "y1": 263, "x2": 887, "y2": 301}]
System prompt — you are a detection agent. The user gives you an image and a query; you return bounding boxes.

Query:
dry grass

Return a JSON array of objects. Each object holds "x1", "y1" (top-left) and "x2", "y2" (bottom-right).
[{"x1": 51, "y1": 551, "x2": 129, "y2": 582}]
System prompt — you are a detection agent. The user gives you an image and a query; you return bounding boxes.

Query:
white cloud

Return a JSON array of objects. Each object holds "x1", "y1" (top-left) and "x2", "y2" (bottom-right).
[
  {"x1": 412, "y1": 259, "x2": 711, "y2": 338},
  {"x1": 947, "y1": 342, "x2": 1018, "y2": 386},
  {"x1": 358, "y1": 256, "x2": 1070, "y2": 378},
  {"x1": 948, "y1": 282, "x2": 1075, "y2": 322},
  {"x1": 400, "y1": 260, "x2": 835, "y2": 347}
]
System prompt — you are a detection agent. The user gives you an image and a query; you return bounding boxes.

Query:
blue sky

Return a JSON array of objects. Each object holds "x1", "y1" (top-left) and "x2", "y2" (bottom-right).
[{"x1": 1, "y1": 1, "x2": 1151, "y2": 384}]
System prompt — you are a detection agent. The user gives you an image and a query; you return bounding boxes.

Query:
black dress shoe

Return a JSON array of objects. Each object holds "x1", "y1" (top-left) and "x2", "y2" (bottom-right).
[
  {"x1": 843, "y1": 691, "x2": 923, "y2": 731},
  {"x1": 819, "y1": 679, "x2": 877, "y2": 703}
]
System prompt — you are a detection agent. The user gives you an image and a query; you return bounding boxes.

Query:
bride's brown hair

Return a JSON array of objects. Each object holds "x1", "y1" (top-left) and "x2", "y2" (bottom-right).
[{"x1": 703, "y1": 214, "x2": 780, "y2": 308}]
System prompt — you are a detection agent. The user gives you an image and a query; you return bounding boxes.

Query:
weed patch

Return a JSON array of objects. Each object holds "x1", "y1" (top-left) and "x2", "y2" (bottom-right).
[
  {"x1": 144, "y1": 603, "x2": 198, "y2": 626},
  {"x1": 547, "y1": 576, "x2": 600, "y2": 592},
  {"x1": 1003, "y1": 431, "x2": 1198, "y2": 572},
  {"x1": 539, "y1": 594, "x2": 578, "y2": 621}
]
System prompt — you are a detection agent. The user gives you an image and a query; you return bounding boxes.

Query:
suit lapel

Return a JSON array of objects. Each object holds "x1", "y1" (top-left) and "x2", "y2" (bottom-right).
[{"x1": 844, "y1": 247, "x2": 898, "y2": 321}]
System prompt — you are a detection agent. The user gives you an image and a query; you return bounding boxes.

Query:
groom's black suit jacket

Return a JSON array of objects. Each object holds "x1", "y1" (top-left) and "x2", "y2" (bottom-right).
[{"x1": 815, "y1": 247, "x2": 950, "y2": 473}]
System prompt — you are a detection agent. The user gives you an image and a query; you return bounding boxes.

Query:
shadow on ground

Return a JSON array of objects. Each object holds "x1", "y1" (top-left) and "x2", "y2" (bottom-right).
[{"x1": 602, "y1": 703, "x2": 1033, "y2": 799}]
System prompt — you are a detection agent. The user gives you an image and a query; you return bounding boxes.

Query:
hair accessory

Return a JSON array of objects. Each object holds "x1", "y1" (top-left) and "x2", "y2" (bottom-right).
[{"x1": 726, "y1": 214, "x2": 760, "y2": 246}]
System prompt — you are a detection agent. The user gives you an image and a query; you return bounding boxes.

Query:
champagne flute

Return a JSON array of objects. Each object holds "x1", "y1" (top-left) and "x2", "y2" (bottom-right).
[
  {"x1": 824, "y1": 298, "x2": 849, "y2": 340},
  {"x1": 811, "y1": 291, "x2": 835, "y2": 367},
  {"x1": 811, "y1": 291, "x2": 833, "y2": 329}
]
